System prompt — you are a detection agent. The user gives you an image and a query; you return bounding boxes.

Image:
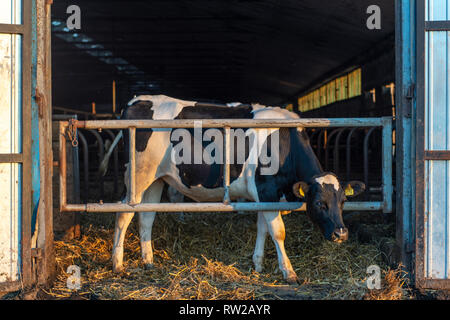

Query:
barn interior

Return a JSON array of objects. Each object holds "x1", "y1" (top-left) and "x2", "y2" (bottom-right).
[
  {"x1": 43, "y1": 0, "x2": 407, "y2": 299},
  {"x1": 51, "y1": 0, "x2": 395, "y2": 115},
  {"x1": 50, "y1": 1, "x2": 396, "y2": 234}
]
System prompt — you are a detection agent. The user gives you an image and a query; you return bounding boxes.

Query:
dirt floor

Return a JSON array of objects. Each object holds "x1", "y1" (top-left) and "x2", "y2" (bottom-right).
[{"x1": 4, "y1": 210, "x2": 446, "y2": 300}]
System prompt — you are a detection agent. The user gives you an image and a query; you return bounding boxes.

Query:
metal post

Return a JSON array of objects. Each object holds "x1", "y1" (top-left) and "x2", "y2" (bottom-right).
[
  {"x1": 223, "y1": 126, "x2": 231, "y2": 204},
  {"x1": 59, "y1": 122, "x2": 67, "y2": 211},
  {"x1": 77, "y1": 131, "x2": 89, "y2": 203},
  {"x1": 112, "y1": 80, "x2": 116, "y2": 114},
  {"x1": 317, "y1": 129, "x2": 325, "y2": 164},
  {"x1": 333, "y1": 128, "x2": 347, "y2": 175},
  {"x1": 129, "y1": 127, "x2": 136, "y2": 204},
  {"x1": 363, "y1": 127, "x2": 377, "y2": 198},
  {"x1": 325, "y1": 129, "x2": 340, "y2": 170},
  {"x1": 382, "y1": 117, "x2": 393, "y2": 213},
  {"x1": 346, "y1": 127, "x2": 359, "y2": 181},
  {"x1": 105, "y1": 129, "x2": 119, "y2": 198},
  {"x1": 88, "y1": 129, "x2": 105, "y2": 199}
]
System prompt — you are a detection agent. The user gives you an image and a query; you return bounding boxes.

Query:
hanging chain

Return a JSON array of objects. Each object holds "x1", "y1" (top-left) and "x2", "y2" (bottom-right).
[{"x1": 67, "y1": 119, "x2": 79, "y2": 147}]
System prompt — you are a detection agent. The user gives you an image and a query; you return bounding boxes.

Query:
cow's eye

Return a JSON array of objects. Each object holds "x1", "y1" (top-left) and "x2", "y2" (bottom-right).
[{"x1": 315, "y1": 201, "x2": 327, "y2": 209}]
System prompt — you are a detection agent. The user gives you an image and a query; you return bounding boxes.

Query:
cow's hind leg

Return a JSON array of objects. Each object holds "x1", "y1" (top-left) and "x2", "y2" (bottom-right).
[
  {"x1": 263, "y1": 211, "x2": 298, "y2": 284},
  {"x1": 138, "y1": 179, "x2": 164, "y2": 269},
  {"x1": 253, "y1": 213, "x2": 268, "y2": 273}
]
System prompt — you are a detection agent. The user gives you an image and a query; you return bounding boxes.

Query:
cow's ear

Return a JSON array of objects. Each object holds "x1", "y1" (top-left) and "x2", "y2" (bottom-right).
[
  {"x1": 344, "y1": 181, "x2": 366, "y2": 198},
  {"x1": 293, "y1": 182, "x2": 309, "y2": 200}
]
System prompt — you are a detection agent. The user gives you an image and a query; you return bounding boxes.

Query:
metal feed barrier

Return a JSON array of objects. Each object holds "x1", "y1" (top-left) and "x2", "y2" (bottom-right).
[
  {"x1": 307, "y1": 126, "x2": 392, "y2": 200},
  {"x1": 59, "y1": 117, "x2": 393, "y2": 213}
]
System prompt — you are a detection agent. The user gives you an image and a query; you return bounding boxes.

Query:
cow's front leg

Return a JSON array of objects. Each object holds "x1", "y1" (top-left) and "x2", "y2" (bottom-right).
[
  {"x1": 112, "y1": 211, "x2": 135, "y2": 273},
  {"x1": 263, "y1": 211, "x2": 298, "y2": 284},
  {"x1": 253, "y1": 213, "x2": 268, "y2": 273}
]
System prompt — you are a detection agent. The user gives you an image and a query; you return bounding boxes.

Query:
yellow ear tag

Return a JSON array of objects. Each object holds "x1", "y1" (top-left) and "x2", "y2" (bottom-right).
[
  {"x1": 345, "y1": 184, "x2": 354, "y2": 196},
  {"x1": 298, "y1": 187, "x2": 305, "y2": 198}
]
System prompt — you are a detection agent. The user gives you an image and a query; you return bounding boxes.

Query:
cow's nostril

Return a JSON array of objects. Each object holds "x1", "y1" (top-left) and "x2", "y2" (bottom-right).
[{"x1": 333, "y1": 228, "x2": 348, "y2": 242}]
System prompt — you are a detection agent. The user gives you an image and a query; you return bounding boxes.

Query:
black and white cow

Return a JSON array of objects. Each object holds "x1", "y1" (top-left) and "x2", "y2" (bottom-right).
[{"x1": 112, "y1": 95, "x2": 365, "y2": 283}]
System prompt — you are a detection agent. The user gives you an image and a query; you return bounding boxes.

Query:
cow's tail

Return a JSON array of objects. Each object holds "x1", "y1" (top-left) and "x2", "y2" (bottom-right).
[{"x1": 99, "y1": 131, "x2": 123, "y2": 177}]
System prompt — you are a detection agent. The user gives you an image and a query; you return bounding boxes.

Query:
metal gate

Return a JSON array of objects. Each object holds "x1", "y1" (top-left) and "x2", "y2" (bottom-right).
[
  {"x1": 58, "y1": 117, "x2": 393, "y2": 214},
  {"x1": 416, "y1": 0, "x2": 450, "y2": 289},
  {"x1": 0, "y1": 0, "x2": 33, "y2": 292}
]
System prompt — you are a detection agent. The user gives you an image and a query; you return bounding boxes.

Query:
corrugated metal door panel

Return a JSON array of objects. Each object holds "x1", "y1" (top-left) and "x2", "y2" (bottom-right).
[
  {"x1": 0, "y1": 163, "x2": 21, "y2": 283},
  {"x1": 425, "y1": 32, "x2": 449, "y2": 150},
  {"x1": 0, "y1": 0, "x2": 22, "y2": 24},
  {"x1": 0, "y1": 0, "x2": 22, "y2": 285},
  {"x1": 425, "y1": 1, "x2": 450, "y2": 280},
  {"x1": 419, "y1": 0, "x2": 450, "y2": 287},
  {"x1": 424, "y1": 160, "x2": 450, "y2": 278},
  {"x1": 426, "y1": 0, "x2": 450, "y2": 20}
]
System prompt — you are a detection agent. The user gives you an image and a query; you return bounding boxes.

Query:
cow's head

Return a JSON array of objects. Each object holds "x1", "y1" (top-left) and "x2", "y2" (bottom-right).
[{"x1": 292, "y1": 173, "x2": 365, "y2": 243}]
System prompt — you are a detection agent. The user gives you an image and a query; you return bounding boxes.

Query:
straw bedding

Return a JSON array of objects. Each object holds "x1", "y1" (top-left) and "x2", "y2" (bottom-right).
[{"x1": 44, "y1": 211, "x2": 409, "y2": 300}]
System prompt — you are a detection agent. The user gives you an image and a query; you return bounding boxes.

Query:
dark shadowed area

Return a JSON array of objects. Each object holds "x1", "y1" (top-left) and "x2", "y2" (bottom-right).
[{"x1": 51, "y1": 0, "x2": 394, "y2": 112}]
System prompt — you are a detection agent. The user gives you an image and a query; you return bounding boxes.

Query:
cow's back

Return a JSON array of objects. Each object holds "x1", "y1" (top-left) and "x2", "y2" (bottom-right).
[{"x1": 123, "y1": 95, "x2": 302, "y2": 203}]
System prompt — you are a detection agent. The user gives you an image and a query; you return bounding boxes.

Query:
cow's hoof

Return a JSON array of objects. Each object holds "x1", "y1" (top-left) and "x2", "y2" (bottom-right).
[
  {"x1": 112, "y1": 265, "x2": 124, "y2": 273},
  {"x1": 286, "y1": 274, "x2": 299, "y2": 285},
  {"x1": 144, "y1": 263, "x2": 154, "y2": 270}
]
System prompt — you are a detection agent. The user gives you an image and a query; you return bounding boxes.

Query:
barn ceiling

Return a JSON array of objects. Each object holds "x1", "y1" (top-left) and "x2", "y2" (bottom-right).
[{"x1": 51, "y1": 0, "x2": 395, "y2": 112}]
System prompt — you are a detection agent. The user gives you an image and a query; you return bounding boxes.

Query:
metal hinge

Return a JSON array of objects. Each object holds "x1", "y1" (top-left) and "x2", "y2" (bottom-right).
[{"x1": 404, "y1": 84, "x2": 415, "y2": 118}]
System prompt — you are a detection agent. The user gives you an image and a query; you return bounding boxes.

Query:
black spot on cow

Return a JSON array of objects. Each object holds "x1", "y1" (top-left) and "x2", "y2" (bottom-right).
[
  {"x1": 255, "y1": 128, "x2": 323, "y2": 202},
  {"x1": 172, "y1": 105, "x2": 253, "y2": 189},
  {"x1": 122, "y1": 101, "x2": 154, "y2": 156},
  {"x1": 176, "y1": 104, "x2": 253, "y2": 119}
]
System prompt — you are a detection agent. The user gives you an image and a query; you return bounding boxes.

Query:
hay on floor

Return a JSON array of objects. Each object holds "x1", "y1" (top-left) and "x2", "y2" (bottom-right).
[{"x1": 44, "y1": 212, "x2": 408, "y2": 300}]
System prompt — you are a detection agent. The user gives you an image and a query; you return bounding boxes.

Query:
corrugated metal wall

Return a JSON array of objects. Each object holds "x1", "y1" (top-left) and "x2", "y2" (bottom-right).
[
  {"x1": 0, "y1": 0, "x2": 22, "y2": 284},
  {"x1": 424, "y1": 0, "x2": 450, "y2": 280}
]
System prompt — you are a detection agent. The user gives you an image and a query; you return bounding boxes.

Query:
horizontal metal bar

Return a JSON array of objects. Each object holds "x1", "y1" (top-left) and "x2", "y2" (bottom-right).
[
  {"x1": 76, "y1": 118, "x2": 385, "y2": 129},
  {"x1": 0, "y1": 153, "x2": 23, "y2": 163},
  {"x1": 0, "y1": 280, "x2": 21, "y2": 292},
  {"x1": 52, "y1": 114, "x2": 78, "y2": 121},
  {"x1": 61, "y1": 201, "x2": 383, "y2": 213},
  {"x1": 425, "y1": 20, "x2": 450, "y2": 31},
  {"x1": 424, "y1": 150, "x2": 450, "y2": 160},
  {"x1": 418, "y1": 279, "x2": 450, "y2": 290},
  {"x1": 0, "y1": 23, "x2": 25, "y2": 34}
]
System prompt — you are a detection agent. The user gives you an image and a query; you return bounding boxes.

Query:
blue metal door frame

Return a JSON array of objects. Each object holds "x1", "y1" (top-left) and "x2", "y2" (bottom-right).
[{"x1": 395, "y1": 0, "x2": 417, "y2": 281}]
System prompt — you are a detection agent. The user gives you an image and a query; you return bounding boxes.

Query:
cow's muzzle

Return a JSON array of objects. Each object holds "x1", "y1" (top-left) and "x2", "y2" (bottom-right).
[{"x1": 331, "y1": 227, "x2": 348, "y2": 243}]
